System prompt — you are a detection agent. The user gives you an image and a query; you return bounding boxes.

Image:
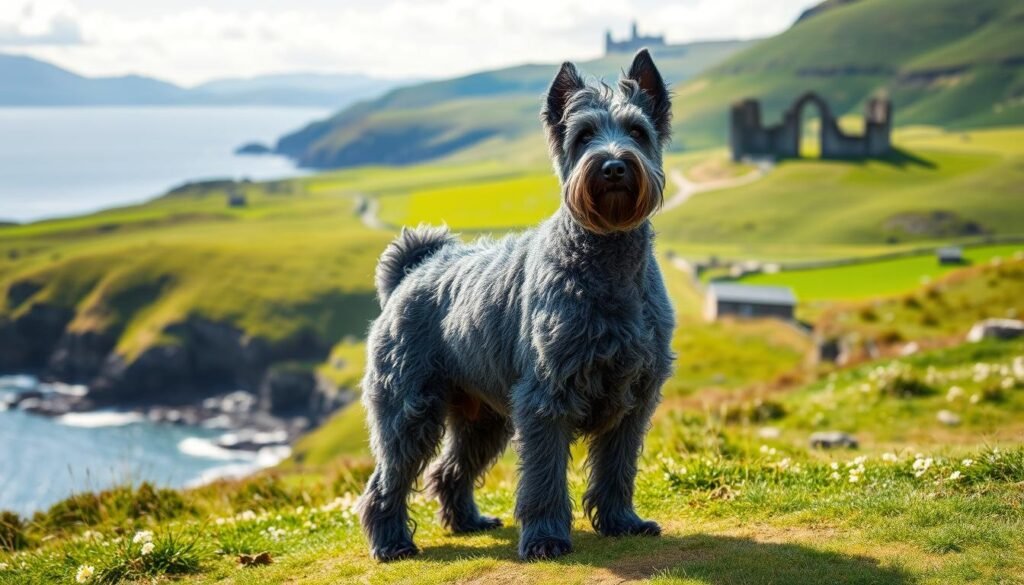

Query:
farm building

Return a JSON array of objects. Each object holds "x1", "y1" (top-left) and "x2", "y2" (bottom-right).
[
  {"x1": 936, "y1": 246, "x2": 964, "y2": 265},
  {"x1": 705, "y1": 283, "x2": 797, "y2": 321}
]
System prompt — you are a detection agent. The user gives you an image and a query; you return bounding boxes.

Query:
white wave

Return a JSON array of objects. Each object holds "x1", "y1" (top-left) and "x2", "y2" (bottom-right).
[
  {"x1": 0, "y1": 375, "x2": 37, "y2": 392},
  {"x1": 183, "y1": 445, "x2": 292, "y2": 488},
  {"x1": 58, "y1": 411, "x2": 145, "y2": 428},
  {"x1": 39, "y1": 381, "x2": 89, "y2": 397},
  {"x1": 184, "y1": 463, "x2": 260, "y2": 487},
  {"x1": 177, "y1": 437, "x2": 257, "y2": 461}
]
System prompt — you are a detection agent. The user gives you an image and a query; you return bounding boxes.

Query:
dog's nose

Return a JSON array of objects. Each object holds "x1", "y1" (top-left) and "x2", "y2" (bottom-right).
[{"x1": 601, "y1": 159, "x2": 627, "y2": 182}]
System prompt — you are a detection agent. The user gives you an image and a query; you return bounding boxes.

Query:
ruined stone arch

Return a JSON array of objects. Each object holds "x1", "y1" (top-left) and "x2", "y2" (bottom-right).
[
  {"x1": 730, "y1": 91, "x2": 892, "y2": 161},
  {"x1": 788, "y1": 91, "x2": 835, "y2": 157}
]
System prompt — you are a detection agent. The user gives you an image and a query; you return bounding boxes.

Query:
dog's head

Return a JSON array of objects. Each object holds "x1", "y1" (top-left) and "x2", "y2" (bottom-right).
[{"x1": 542, "y1": 49, "x2": 671, "y2": 235}]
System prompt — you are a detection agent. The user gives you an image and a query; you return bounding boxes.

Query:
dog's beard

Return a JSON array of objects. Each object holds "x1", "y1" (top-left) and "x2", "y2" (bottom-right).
[{"x1": 564, "y1": 150, "x2": 663, "y2": 235}]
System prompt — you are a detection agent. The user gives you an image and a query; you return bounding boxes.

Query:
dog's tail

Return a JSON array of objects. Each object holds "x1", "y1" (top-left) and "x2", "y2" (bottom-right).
[{"x1": 375, "y1": 225, "x2": 456, "y2": 308}]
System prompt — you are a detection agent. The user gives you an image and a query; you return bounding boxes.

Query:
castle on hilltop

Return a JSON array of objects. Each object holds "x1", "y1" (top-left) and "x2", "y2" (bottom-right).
[{"x1": 606, "y1": 21, "x2": 667, "y2": 54}]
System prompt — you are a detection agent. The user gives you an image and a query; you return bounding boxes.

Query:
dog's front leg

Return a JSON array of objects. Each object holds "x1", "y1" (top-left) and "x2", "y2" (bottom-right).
[
  {"x1": 512, "y1": 387, "x2": 573, "y2": 560},
  {"x1": 582, "y1": 394, "x2": 661, "y2": 537}
]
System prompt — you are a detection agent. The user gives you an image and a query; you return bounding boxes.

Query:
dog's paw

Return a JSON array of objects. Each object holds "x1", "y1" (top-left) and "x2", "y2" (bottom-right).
[
  {"x1": 599, "y1": 518, "x2": 662, "y2": 537},
  {"x1": 452, "y1": 514, "x2": 503, "y2": 534},
  {"x1": 371, "y1": 541, "x2": 419, "y2": 562},
  {"x1": 519, "y1": 536, "x2": 572, "y2": 561}
]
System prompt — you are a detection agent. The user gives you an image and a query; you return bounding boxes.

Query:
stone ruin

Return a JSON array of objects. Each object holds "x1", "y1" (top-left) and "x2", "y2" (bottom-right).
[{"x1": 729, "y1": 92, "x2": 892, "y2": 161}]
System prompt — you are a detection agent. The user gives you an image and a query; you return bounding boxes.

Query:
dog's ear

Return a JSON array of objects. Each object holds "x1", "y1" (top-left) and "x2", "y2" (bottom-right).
[
  {"x1": 542, "y1": 62, "x2": 585, "y2": 151},
  {"x1": 626, "y1": 49, "x2": 671, "y2": 142}
]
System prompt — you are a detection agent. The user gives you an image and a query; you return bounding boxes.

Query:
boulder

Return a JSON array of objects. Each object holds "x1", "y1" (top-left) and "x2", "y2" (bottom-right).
[
  {"x1": 967, "y1": 319, "x2": 1024, "y2": 342},
  {"x1": 809, "y1": 431, "x2": 859, "y2": 449}
]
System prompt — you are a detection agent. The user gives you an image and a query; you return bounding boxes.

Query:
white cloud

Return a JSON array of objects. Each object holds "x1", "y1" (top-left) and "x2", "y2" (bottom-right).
[
  {"x1": 1, "y1": 0, "x2": 814, "y2": 85},
  {"x1": 0, "y1": 0, "x2": 83, "y2": 46}
]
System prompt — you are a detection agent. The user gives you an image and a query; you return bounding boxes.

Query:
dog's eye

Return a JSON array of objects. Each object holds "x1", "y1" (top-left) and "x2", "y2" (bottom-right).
[
  {"x1": 629, "y1": 127, "x2": 644, "y2": 140},
  {"x1": 578, "y1": 131, "x2": 594, "y2": 145}
]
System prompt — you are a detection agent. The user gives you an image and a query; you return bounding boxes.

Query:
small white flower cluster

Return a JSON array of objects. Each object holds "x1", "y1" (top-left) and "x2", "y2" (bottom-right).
[
  {"x1": 881, "y1": 452, "x2": 900, "y2": 463},
  {"x1": 0, "y1": 562, "x2": 9, "y2": 571},
  {"x1": 214, "y1": 509, "x2": 263, "y2": 526},
  {"x1": 133, "y1": 530, "x2": 155, "y2": 556},
  {"x1": 321, "y1": 492, "x2": 360, "y2": 524},
  {"x1": 263, "y1": 526, "x2": 288, "y2": 541},
  {"x1": 75, "y1": 564, "x2": 95, "y2": 583},
  {"x1": 846, "y1": 456, "x2": 867, "y2": 483},
  {"x1": 912, "y1": 454, "x2": 934, "y2": 478}
]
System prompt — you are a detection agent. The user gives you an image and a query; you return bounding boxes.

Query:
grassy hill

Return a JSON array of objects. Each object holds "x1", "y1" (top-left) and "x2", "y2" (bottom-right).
[
  {"x1": 272, "y1": 0, "x2": 1024, "y2": 167},
  {"x1": 273, "y1": 41, "x2": 753, "y2": 169},
  {"x1": 3, "y1": 126, "x2": 1023, "y2": 399},
  {"x1": 674, "y1": 0, "x2": 1024, "y2": 149},
  {"x1": 3, "y1": 337, "x2": 1022, "y2": 583}
]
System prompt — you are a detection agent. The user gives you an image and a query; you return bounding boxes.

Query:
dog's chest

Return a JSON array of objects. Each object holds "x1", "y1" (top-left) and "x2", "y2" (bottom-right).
[{"x1": 540, "y1": 294, "x2": 656, "y2": 433}]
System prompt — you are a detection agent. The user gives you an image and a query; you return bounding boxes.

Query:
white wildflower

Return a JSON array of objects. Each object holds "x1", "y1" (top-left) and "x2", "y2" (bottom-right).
[
  {"x1": 238, "y1": 510, "x2": 257, "y2": 522},
  {"x1": 295, "y1": 506, "x2": 305, "y2": 515},
  {"x1": 962, "y1": 458, "x2": 974, "y2": 467},
  {"x1": 946, "y1": 386, "x2": 964, "y2": 402},
  {"x1": 304, "y1": 520, "x2": 317, "y2": 531},
  {"x1": 132, "y1": 530, "x2": 153, "y2": 544},
  {"x1": 1001, "y1": 377, "x2": 1015, "y2": 390},
  {"x1": 830, "y1": 462, "x2": 840, "y2": 470},
  {"x1": 882, "y1": 453, "x2": 899, "y2": 463},
  {"x1": 948, "y1": 470, "x2": 962, "y2": 481},
  {"x1": 969, "y1": 393, "x2": 981, "y2": 404},
  {"x1": 913, "y1": 456, "x2": 934, "y2": 478},
  {"x1": 141, "y1": 542, "x2": 155, "y2": 556},
  {"x1": 830, "y1": 471, "x2": 842, "y2": 481},
  {"x1": 75, "y1": 565, "x2": 95, "y2": 583},
  {"x1": 0, "y1": 562, "x2": 8, "y2": 571},
  {"x1": 264, "y1": 526, "x2": 287, "y2": 541}
]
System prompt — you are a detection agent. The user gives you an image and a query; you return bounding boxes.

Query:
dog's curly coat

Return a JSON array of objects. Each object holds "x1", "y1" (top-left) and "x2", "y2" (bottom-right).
[{"x1": 359, "y1": 49, "x2": 675, "y2": 562}]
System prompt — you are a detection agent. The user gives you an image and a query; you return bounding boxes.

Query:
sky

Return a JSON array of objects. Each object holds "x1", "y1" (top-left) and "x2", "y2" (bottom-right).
[{"x1": 0, "y1": 0, "x2": 816, "y2": 86}]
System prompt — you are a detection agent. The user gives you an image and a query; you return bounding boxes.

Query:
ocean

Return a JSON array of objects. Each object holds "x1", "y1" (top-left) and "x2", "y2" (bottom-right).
[
  {"x1": 0, "y1": 376, "x2": 289, "y2": 516},
  {"x1": 0, "y1": 106, "x2": 327, "y2": 222}
]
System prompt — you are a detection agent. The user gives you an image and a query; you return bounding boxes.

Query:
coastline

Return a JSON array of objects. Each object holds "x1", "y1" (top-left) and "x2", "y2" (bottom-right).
[{"x1": 0, "y1": 374, "x2": 343, "y2": 516}]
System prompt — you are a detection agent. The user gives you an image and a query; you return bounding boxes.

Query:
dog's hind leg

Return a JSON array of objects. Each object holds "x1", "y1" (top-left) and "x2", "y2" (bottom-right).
[
  {"x1": 360, "y1": 372, "x2": 446, "y2": 562},
  {"x1": 427, "y1": 394, "x2": 512, "y2": 533},
  {"x1": 582, "y1": 389, "x2": 661, "y2": 538}
]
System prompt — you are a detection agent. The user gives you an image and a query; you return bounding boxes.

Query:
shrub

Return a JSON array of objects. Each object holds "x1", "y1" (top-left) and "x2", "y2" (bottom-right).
[{"x1": 0, "y1": 511, "x2": 28, "y2": 551}]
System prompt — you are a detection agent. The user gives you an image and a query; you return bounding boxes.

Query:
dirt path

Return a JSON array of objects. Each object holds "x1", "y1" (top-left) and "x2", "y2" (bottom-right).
[
  {"x1": 663, "y1": 161, "x2": 772, "y2": 212},
  {"x1": 355, "y1": 195, "x2": 389, "y2": 230}
]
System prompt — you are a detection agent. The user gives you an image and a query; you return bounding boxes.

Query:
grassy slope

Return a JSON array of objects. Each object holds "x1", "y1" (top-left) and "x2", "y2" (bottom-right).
[
  {"x1": 4, "y1": 128, "x2": 1022, "y2": 382},
  {"x1": 741, "y1": 243, "x2": 1023, "y2": 301},
  {"x1": 3, "y1": 339, "x2": 1023, "y2": 584},
  {"x1": 657, "y1": 126, "x2": 1024, "y2": 248},
  {"x1": 673, "y1": 0, "x2": 1024, "y2": 149},
  {"x1": 274, "y1": 41, "x2": 753, "y2": 168}
]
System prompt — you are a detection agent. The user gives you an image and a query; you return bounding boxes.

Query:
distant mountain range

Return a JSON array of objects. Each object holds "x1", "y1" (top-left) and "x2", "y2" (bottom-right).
[{"x1": 0, "y1": 53, "x2": 411, "y2": 108}]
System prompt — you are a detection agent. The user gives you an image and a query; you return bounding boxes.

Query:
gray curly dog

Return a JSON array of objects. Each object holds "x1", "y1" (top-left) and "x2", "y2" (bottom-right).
[{"x1": 359, "y1": 49, "x2": 675, "y2": 562}]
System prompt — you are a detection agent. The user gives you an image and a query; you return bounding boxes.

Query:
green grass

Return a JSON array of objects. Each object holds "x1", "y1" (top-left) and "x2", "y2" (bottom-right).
[
  {"x1": 3, "y1": 340, "x2": 1023, "y2": 584},
  {"x1": 811, "y1": 255, "x2": 1024, "y2": 348},
  {"x1": 740, "y1": 244, "x2": 1024, "y2": 301},
  {"x1": 657, "y1": 130, "x2": 1024, "y2": 247}
]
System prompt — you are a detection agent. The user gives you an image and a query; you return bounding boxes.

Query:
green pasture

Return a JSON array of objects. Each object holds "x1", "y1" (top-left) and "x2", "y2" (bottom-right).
[{"x1": 741, "y1": 244, "x2": 1024, "y2": 301}]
